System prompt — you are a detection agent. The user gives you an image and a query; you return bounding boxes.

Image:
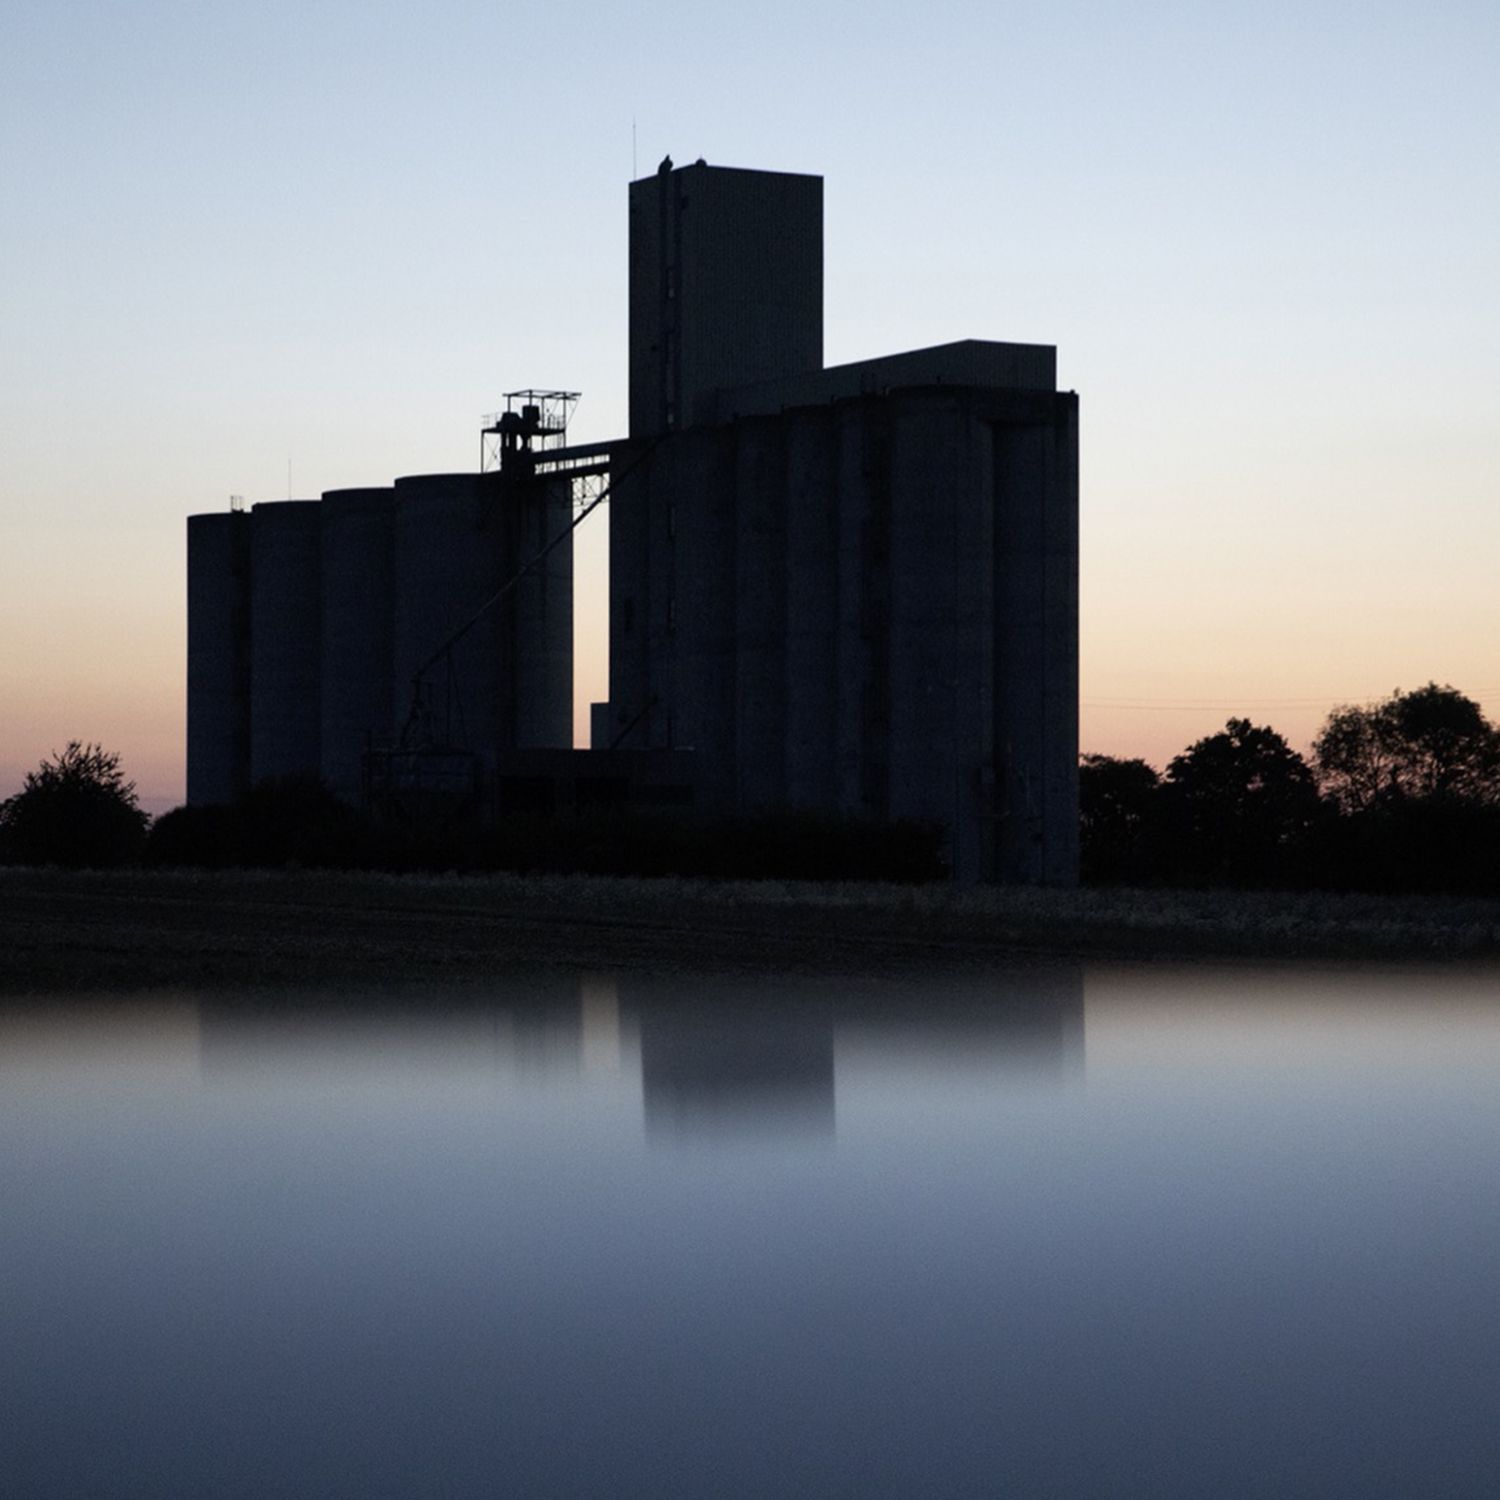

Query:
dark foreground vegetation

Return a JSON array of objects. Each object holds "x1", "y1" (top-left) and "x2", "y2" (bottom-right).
[
  {"x1": 1, "y1": 745, "x2": 943, "y2": 883},
  {"x1": 1083, "y1": 685, "x2": 1500, "y2": 895},
  {"x1": 146, "y1": 785, "x2": 946, "y2": 883},
  {"x1": 3, "y1": 686, "x2": 1499, "y2": 919},
  {"x1": 2, "y1": 866, "x2": 1497, "y2": 992},
  {"x1": 0, "y1": 743, "x2": 150, "y2": 868}
]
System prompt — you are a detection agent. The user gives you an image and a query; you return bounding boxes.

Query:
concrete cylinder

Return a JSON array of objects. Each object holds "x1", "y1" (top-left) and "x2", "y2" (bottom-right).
[
  {"x1": 886, "y1": 393, "x2": 973, "y2": 872},
  {"x1": 670, "y1": 427, "x2": 737, "y2": 807},
  {"x1": 320, "y1": 487, "x2": 395, "y2": 806},
  {"x1": 834, "y1": 397, "x2": 890, "y2": 817},
  {"x1": 186, "y1": 510, "x2": 251, "y2": 805},
  {"x1": 783, "y1": 405, "x2": 839, "y2": 809},
  {"x1": 505, "y1": 475, "x2": 574, "y2": 750},
  {"x1": 391, "y1": 474, "x2": 503, "y2": 770},
  {"x1": 601, "y1": 443, "x2": 654, "y2": 750},
  {"x1": 732, "y1": 414, "x2": 788, "y2": 809},
  {"x1": 994, "y1": 406, "x2": 1079, "y2": 885},
  {"x1": 248, "y1": 501, "x2": 322, "y2": 786},
  {"x1": 882, "y1": 390, "x2": 1004, "y2": 883}
]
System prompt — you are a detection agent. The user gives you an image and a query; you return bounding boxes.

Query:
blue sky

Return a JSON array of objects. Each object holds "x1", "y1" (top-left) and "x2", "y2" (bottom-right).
[{"x1": 3, "y1": 0, "x2": 1497, "y2": 809}]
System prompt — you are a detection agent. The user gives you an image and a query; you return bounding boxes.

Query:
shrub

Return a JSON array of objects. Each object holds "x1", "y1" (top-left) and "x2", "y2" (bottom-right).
[{"x1": 0, "y1": 743, "x2": 149, "y2": 868}]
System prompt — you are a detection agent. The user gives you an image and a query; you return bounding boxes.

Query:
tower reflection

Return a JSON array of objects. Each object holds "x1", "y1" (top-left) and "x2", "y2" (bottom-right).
[
  {"x1": 150, "y1": 963, "x2": 1086, "y2": 1142},
  {"x1": 626, "y1": 964, "x2": 1084, "y2": 1144}
]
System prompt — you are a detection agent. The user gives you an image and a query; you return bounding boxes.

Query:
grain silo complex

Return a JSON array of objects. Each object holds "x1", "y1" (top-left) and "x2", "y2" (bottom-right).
[{"x1": 187, "y1": 159, "x2": 1078, "y2": 883}]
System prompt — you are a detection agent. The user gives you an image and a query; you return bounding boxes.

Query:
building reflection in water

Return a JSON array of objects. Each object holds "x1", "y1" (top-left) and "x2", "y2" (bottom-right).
[
  {"x1": 0, "y1": 995, "x2": 204, "y2": 1088},
  {"x1": 633, "y1": 981, "x2": 838, "y2": 1141},
  {"x1": 835, "y1": 967, "x2": 1086, "y2": 1085},
  {"x1": 193, "y1": 975, "x2": 590, "y2": 1086},
  {"x1": 628, "y1": 965, "x2": 1084, "y2": 1143},
  {"x1": 1, "y1": 965, "x2": 1083, "y2": 1139}
]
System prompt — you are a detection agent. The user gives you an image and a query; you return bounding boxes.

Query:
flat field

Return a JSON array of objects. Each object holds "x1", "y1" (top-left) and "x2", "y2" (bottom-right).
[{"x1": 2, "y1": 868, "x2": 1497, "y2": 991}]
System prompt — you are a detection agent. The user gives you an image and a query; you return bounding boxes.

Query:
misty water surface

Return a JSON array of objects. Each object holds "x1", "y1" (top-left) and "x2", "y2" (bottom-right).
[{"x1": 3, "y1": 963, "x2": 1499, "y2": 1498}]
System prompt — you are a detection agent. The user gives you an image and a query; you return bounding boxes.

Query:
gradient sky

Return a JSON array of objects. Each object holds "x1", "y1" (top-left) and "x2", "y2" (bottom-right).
[{"x1": 3, "y1": 0, "x2": 1497, "y2": 814}]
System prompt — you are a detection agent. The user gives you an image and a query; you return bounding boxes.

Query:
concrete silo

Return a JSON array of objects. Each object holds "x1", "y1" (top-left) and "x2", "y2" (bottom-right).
[
  {"x1": 499, "y1": 473, "x2": 573, "y2": 751},
  {"x1": 602, "y1": 366, "x2": 1078, "y2": 884},
  {"x1": 248, "y1": 500, "x2": 322, "y2": 785},
  {"x1": 781, "y1": 404, "x2": 840, "y2": 810},
  {"x1": 629, "y1": 161, "x2": 822, "y2": 439},
  {"x1": 391, "y1": 473, "x2": 505, "y2": 776},
  {"x1": 319, "y1": 487, "x2": 395, "y2": 805},
  {"x1": 182, "y1": 159, "x2": 1077, "y2": 884},
  {"x1": 186, "y1": 510, "x2": 251, "y2": 805},
  {"x1": 390, "y1": 470, "x2": 572, "y2": 796},
  {"x1": 992, "y1": 393, "x2": 1080, "y2": 886}
]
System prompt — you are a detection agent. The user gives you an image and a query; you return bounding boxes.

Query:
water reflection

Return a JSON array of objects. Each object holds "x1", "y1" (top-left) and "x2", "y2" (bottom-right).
[
  {"x1": 4, "y1": 964, "x2": 1500, "y2": 1498},
  {"x1": 638, "y1": 986, "x2": 837, "y2": 1138},
  {"x1": 197, "y1": 976, "x2": 587, "y2": 1085},
  {"x1": 178, "y1": 964, "x2": 1084, "y2": 1142},
  {"x1": 0, "y1": 967, "x2": 1086, "y2": 1139}
]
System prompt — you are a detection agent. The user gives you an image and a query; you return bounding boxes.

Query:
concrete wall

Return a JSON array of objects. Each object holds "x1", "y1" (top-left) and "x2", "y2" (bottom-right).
[
  {"x1": 503, "y1": 475, "x2": 573, "y2": 750},
  {"x1": 391, "y1": 470, "x2": 575, "y2": 788},
  {"x1": 186, "y1": 466, "x2": 573, "y2": 812},
  {"x1": 392, "y1": 474, "x2": 505, "y2": 775},
  {"x1": 698, "y1": 339, "x2": 1057, "y2": 426},
  {"x1": 603, "y1": 383, "x2": 1079, "y2": 884},
  {"x1": 630, "y1": 162, "x2": 823, "y2": 439},
  {"x1": 320, "y1": 487, "x2": 394, "y2": 805},
  {"x1": 248, "y1": 501, "x2": 322, "y2": 785},
  {"x1": 601, "y1": 450, "x2": 651, "y2": 750},
  {"x1": 886, "y1": 393, "x2": 991, "y2": 883},
  {"x1": 783, "y1": 405, "x2": 839, "y2": 808},
  {"x1": 186, "y1": 511, "x2": 250, "y2": 805},
  {"x1": 993, "y1": 396, "x2": 1079, "y2": 884},
  {"x1": 732, "y1": 415, "x2": 787, "y2": 809}
]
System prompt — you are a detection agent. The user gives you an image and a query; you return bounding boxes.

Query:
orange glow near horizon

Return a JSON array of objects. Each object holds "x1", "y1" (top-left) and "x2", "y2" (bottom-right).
[{"x1": 4, "y1": 497, "x2": 1499, "y2": 816}]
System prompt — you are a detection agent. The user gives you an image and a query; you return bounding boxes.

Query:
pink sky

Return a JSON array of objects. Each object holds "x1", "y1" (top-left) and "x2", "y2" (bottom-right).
[{"x1": 4, "y1": 2, "x2": 1496, "y2": 817}]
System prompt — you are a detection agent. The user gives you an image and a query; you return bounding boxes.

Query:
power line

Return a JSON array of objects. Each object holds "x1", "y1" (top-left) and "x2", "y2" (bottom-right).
[{"x1": 1083, "y1": 687, "x2": 1500, "y2": 713}]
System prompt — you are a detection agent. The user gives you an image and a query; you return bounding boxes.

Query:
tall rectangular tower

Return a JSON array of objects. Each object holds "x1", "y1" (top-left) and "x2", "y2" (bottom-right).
[{"x1": 629, "y1": 161, "x2": 823, "y2": 438}]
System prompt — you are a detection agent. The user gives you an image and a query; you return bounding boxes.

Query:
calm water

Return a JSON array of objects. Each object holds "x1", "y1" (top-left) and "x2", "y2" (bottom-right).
[{"x1": 3, "y1": 963, "x2": 1499, "y2": 1498}]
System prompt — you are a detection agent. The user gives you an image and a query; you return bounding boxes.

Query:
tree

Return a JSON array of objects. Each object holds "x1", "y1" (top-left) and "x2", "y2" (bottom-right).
[
  {"x1": 1162, "y1": 718, "x2": 1321, "y2": 885},
  {"x1": 1079, "y1": 753, "x2": 1162, "y2": 884},
  {"x1": 1312, "y1": 685, "x2": 1500, "y2": 894},
  {"x1": 1313, "y1": 684, "x2": 1500, "y2": 813},
  {"x1": 0, "y1": 743, "x2": 149, "y2": 867}
]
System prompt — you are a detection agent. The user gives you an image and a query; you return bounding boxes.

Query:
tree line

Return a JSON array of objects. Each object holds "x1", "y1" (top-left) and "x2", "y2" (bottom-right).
[
  {"x1": 5, "y1": 682, "x2": 1499, "y2": 891},
  {"x1": 1082, "y1": 684, "x2": 1500, "y2": 892},
  {"x1": 0, "y1": 746, "x2": 944, "y2": 883}
]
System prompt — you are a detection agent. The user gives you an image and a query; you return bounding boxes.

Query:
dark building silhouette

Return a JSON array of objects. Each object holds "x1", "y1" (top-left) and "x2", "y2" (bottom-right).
[
  {"x1": 628, "y1": 964, "x2": 1084, "y2": 1142},
  {"x1": 188, "y1": 470, "x2": 573, "y2": 810},
  {"x1": 186, "y1": 510, "x2": 251, "y2": 806},
  {"x1": 638, "y1": 1000, "x2": 836, "y2": 1140},
  {"x1": 629, "y1": 162, "x2": 823, "y2": 439},
  {"x1": 603, "y1": 164, "x2": 1077, "y2": 883},
  {"x1": 186, "y1": 160, "x2": 1078, "y2": 882}
]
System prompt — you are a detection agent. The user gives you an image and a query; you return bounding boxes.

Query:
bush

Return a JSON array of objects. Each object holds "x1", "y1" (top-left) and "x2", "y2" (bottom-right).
[
  {"x1": 1314, "y1": 795, "x2": 1500, "y2": 895},
  {"x1": 1080, "y1": 754, "x2": 1163, "y2": 885},
  {"x1": 146, "y1": 777, "x2": 367, "y2": 869},
  {"x1": 479, "y1": 809, "x2": 946, "y2": 883},
  {"x1": 145, "y1": 788, "x2": 945, "y2": 884},
  {"x1": 0, "y1": 743, "x2": 149, "y2": 868}
]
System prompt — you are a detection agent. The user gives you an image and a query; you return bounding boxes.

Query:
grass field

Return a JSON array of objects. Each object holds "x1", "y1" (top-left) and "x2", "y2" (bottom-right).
[{"x1": 2, "y1": 867, "x2": 1497, "y2": 992}]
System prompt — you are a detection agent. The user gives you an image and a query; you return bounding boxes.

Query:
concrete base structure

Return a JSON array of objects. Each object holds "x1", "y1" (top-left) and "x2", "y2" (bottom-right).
[
  {"x1": 248, "y1": 501, "x2": 322, "y2": 786},
  {"x1": 320, "y1": 488, "x2": 395, "y2": 806},
  {"x1": 186, "y1": 511, "x2": 251, "y2": 807},
  {"x1": 185, "y1": 159, "x2": 1076, "y2": 885},
  {"x1": 599, "y1": 375, "x2": 1078, "y2": 885},
  {"x1": 186, "y1": 470, "x2": 573, "y2": 810}
]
